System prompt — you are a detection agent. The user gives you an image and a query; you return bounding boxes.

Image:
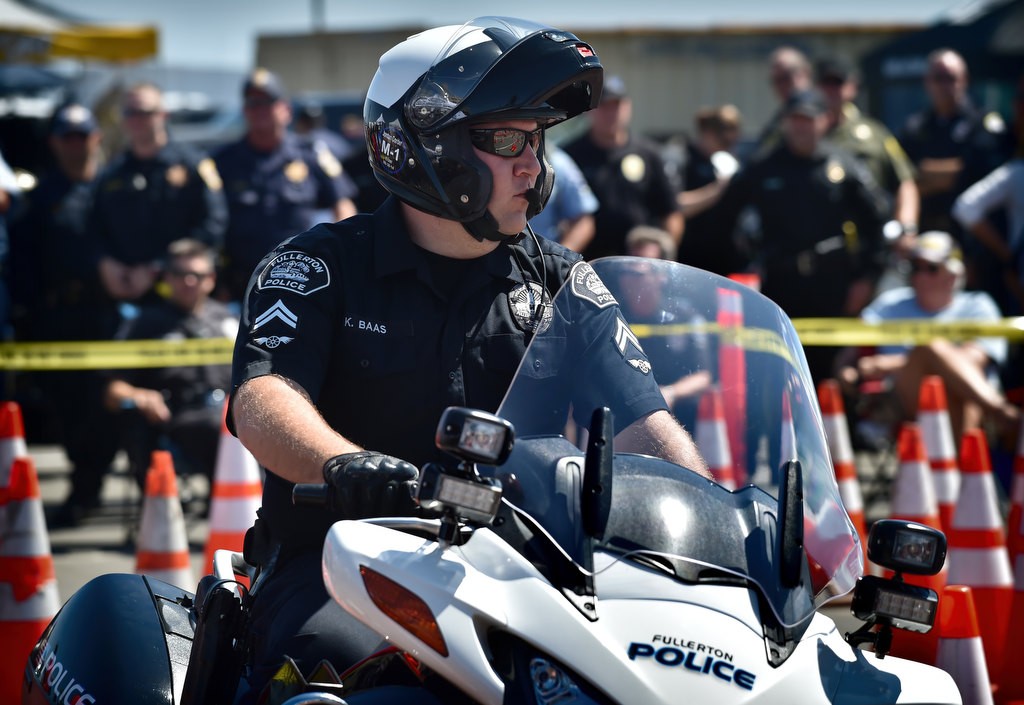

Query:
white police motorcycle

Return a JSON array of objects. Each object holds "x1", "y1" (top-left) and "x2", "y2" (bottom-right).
[{"x1": 23, "y1": 258, "x2": 959, "y2": 705}]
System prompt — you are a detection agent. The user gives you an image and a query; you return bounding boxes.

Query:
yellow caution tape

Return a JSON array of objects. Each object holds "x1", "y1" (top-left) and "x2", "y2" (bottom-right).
[
  {"x1": 791, "y1": 317, "x2": 1024, "y2": 346},
  {"x1": 0, "y1": 338, "x2": 234, "y2": 371},
  {"x1": 0, "y1": 316, "x2": 1021, "y2": 371}
]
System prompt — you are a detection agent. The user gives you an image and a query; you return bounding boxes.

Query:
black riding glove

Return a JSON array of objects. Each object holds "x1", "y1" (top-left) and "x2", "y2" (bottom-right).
[{"x1": 322, "y1": 451, "x2": 419, "y2": 520}]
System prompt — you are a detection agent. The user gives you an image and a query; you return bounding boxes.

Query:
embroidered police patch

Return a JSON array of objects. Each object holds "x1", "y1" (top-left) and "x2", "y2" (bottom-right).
[
  {"x1": 258, "y1": 251, "x2": 330, "y2": 296},
  {"x1": 570, "y1": 261, "x2": 617, "y2": 309},
  {"x1": 509, "y1": 282, "x2": 552, "y2": 334},
  {"x1": 254, "y1": 335, "x2": 294, "y2": 349}
]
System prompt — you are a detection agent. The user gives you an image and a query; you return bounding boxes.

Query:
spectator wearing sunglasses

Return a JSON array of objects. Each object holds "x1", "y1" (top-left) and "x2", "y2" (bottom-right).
[
  {"x1": 90, "y1": 83, "x2": 228, "y2": 308},
  {"x1": 836, "y1": 230, "x2": 1018, "y2": 443},
  {"x1": 227, "y1": 19, "x2": 707, "y2": 701},
  {"x1": 104, "y1": 238, "x2": 238, "y2": 503},
  {"x1": 899, "y1": 49, "x2": 1012, "y2": 243}
]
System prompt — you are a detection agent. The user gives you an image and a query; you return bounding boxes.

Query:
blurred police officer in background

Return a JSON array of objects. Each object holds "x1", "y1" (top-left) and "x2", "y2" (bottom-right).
[
  {"x1": 817, "y1": 57, "x2": 919, "y2": 249},
  {"x1": 526, "y1": 142, "x2": 598, "y2": 252},
  {"x1": 90, "y1": 83, "x2": 227, "y2": 307},
  {"x1": 754, "y1": 46, "x2": 814, "y2": 158},
  {"x1": 9, "y1": 104, "x2": 122, "y2": 527},
  {"x1": 675, "y1": 104, "x2": 747, "y2": 276},
  {"x1": 714, "y1": 89, "x2": 890, "y2": 382},
  {"x1": 899, "y1": 48, "x2": 1012, "y2": 240},
  {"x1": 564, "y1": 75, "x2": 684, "y2": 260},
  {"x1": 213, "y1": 69, "x2": 358, "y2": 302}
]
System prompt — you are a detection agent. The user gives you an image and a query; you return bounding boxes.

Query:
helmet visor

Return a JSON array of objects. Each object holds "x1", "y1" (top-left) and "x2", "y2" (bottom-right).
[{"x1": 406, "y1": 16, "x2": 592, "y2": 130}]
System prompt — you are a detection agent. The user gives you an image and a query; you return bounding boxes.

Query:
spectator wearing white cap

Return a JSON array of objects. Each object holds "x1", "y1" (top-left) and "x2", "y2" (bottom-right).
[{"x1": 836, "y1": 230, "x2": 1019, "y2": 441}]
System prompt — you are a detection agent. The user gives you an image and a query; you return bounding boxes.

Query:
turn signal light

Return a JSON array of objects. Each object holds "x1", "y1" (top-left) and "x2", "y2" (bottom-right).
[{"x1": 360, "y1": 565, "x2": 448, "y2": 656}]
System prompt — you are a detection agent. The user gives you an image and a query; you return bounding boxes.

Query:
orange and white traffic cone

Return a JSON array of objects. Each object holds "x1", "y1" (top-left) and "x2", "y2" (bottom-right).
[
  {"x1": 0, "y1": 401, "x2": 28, "y2": 488},
  {"x1": 917, "y1": 376, "x2": 961, "y2": 534},
  {"x1": 203, "y1": 405, "x2": 262, "y2": 575},
  {"x1": 886, "y1": 422, "x2": 946, "y2": 664},
  {"x1": 696, "y1": 387, "x2": 737, "y2": 490},
  {"x1": 936, "y1": 585, "x2": 994, "y2": 705},
  {"x1": 818, "y1": 380, "x2": 867, "y2": 560},
  {"x1": 995, "y1": 550, "x2": 1024, "y2": 704},
  {"x1": 947, "y1": 430, "x2": 1013, "y2": 679},
  {"x1": 135, "y1": 451, "x2": 194, "y2": 590},
  {"x1": 0, "y1": 457, "x2": 61, "y2": 704},
  {"x1": 1007, "y1": 418, "x2": 1024, "y2": 571},
  {"x1": 717, "y1": 287, "x2": 747, "y2": 485}
]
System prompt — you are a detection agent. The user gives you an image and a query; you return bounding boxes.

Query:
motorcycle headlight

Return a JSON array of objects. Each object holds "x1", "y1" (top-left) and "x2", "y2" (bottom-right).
[
  {"x1": 530, "y1": 657, "x2": 581, "y2": 704},
  {"x1": 529, "y1": 657, "x2": 605, "y2": 705}
]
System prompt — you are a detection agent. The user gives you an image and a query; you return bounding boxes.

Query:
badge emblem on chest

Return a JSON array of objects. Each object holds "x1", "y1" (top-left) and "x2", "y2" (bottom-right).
[{"x1": 509, "y1": 282, "x2": 552, "y2": 334}]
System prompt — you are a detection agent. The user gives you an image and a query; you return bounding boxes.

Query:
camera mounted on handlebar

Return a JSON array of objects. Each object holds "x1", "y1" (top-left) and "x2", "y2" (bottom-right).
[
  {"x1": 416, "y1": 407, "x2": 513, "y2": 544},
  {"x1": 845, "y1": 520, "x2": 946, "y2": 658}
]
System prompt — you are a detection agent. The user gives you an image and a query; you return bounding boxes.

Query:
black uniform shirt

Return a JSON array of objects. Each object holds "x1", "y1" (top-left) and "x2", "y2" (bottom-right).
[
  {"x1": 715, "y1": 142, "x2": 889, "y2": 317},
  {"x1": 214, "y1": 134, "x2": 357, "y2": 294},
  {"x1": 899, "y1": 101, "x2": 1012, "y2": 233},
  {"x1": 230, "y1": 196, "x2": 667, "y2": 548},
  {"x1": 89, "y1": 142, "x2": 227, "y2": 265},
  {"x1": 563, "y1": 131, "x2": 680, "y2": 260},
  {"x1": 10, "y1": 170, "x2": 109, "y2": 336}
]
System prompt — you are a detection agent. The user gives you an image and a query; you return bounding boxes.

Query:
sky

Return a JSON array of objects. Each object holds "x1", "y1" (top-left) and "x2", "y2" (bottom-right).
[{"x1": 39, "y1": 0, "x2": 975, "y2": 71}]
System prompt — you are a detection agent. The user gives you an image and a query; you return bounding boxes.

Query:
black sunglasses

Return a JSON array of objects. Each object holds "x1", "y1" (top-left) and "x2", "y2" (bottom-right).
[
  {"x1": 244, "y1": 96, "x2": 277, "y2": 109},
  {"x1": 469, "y1": 127, "x2": 542, "y2": 158},
  {"x1": 167, "y1": 268, "x2": 214, "y2": 280},
  {"x1": 910, "y1": 260, "x2": 942, "y2": 275},
  {"x1": 122, "y1": 107, "x2": 158, "y2": 118}
]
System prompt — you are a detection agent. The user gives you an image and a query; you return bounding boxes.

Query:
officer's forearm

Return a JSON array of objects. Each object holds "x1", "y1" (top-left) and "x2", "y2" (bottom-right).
[
  {"x1": 616, "y1": 409, "x2": 710, "y2": 480},
  {"x1": 233, "y1": 374, "x2": 362, "y2": 484}
]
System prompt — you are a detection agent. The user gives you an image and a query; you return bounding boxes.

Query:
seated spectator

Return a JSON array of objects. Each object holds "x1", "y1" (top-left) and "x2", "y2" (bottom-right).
[
  {"x1": 835, "y1": 230, "x2": 1019, "y2": 442},
  {"x1": 104, "y1": 239, "x2": 237, "y2": 502},
  {"x1": 621, "y1": 226, "x2": 711, "y2": 429},
  {"x1": 625, "y1": 223, "x2": 678, "y2": 261}
]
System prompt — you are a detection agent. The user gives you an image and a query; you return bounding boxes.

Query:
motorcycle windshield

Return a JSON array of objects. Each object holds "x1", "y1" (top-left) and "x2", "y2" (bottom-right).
[{"x1": 492, "y1": 258, "x2": 862, "y2": 628}]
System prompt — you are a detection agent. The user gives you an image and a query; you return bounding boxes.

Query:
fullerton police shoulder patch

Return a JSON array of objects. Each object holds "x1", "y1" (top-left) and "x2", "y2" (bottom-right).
[
  {"x1": 258, "y1": 251, "x2": 331, "y2": 296},
  {"x1": 570, "y1": 261, "x2": 617, "y2": 309}
]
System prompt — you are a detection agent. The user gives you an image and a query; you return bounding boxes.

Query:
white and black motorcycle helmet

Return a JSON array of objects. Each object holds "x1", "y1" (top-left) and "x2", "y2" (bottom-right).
[{"x1": 363, "y1": 16, "x2": 604, "y2": 241}]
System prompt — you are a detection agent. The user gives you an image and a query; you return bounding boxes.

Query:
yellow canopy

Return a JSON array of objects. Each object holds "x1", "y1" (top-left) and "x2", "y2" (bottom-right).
[{"x1": 0, "y1": 0, "x2": 157, "y2": 63}]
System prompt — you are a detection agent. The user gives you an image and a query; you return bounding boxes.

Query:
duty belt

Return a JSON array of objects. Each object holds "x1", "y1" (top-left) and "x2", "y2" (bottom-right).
[{"x1": 771, "y1": 235, "x2": 846, "y2": 276}]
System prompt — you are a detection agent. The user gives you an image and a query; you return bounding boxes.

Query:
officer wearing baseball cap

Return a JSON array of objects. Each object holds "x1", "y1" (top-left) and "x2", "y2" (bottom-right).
[
  {"x1": 713, "y1": 86, "x2": 890, "y2": 383},
  {"x1": 814, "y1": 56, "x2": 919, "y2": 255},
  {"x1": 213, "y1": 68, "x2": 357, "y2": 302},
  {"x1": 10, "y1": 102, "x2": 121, "y2": 527},
  {"x1": 563, "y1": 73, "x2": 684, "y2": 259},
  {"x1": 50, "y1": 103, "x2": 99, "y2": 136}
]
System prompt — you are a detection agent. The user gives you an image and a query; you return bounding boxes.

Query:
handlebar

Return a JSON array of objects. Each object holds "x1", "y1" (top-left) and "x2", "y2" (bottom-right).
[{"x1": 292, "y1": 483, "x2": 330, "y2": 507}]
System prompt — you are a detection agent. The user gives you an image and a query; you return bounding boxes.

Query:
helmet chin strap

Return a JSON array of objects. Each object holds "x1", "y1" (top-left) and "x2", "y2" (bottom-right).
[{"x1": 462, "y1": 187, "x2": 543, "y2": 243}]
